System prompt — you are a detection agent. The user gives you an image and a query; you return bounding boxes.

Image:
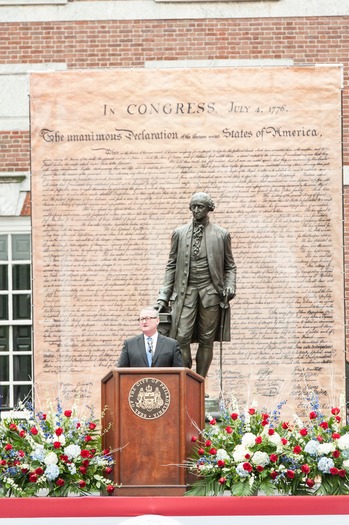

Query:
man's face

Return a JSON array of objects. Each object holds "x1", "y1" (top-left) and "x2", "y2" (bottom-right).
[
  {"x1": 139, "y1": 309, "x2": 159, "y2": 336},
  {"x1": 190, "y1": 197, "x2": 210, "y2": 222}
]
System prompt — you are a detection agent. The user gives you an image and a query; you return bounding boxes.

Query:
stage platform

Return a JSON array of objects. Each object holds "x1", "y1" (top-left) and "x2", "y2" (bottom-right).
[{"x1": 1, "y1": 496, "x2": 349, "y2": 525}]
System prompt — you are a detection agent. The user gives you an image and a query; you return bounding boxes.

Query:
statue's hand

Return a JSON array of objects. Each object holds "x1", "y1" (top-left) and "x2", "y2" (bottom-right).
[
  {"x1": 155, "y1": 300, "x2": 168, "y2": 313},
  {"x1": 224, "y1": 287, "x2": 236, "y2": 302}
]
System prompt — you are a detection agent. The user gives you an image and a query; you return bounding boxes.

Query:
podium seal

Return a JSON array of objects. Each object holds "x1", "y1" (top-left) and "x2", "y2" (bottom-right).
[{"x1": 128, "y1": 378, "x2": 171, "y2": 419}]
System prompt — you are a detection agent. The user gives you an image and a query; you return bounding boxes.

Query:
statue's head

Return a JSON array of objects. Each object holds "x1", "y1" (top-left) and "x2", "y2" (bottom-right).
[{"x1": 189, "y1": 192, "x2": 215, "y2": 212}]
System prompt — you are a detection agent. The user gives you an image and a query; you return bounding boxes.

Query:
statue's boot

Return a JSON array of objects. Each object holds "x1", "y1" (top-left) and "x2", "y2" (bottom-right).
[
  {"x1": 180, "y1": 343, "x2": 192, "y2": 369},
  {"x1": 196, "y1": 344, "x2": 213, "y2": 378}
]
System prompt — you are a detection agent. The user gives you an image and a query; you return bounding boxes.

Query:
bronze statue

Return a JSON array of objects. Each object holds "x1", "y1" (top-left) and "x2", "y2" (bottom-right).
[{"x1": 157, "y1": 192, "x2": 236, "y2": 377}]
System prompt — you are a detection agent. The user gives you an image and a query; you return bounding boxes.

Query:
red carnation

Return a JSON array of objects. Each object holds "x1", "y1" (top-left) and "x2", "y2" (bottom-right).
[
  {"x1": 261, "y1": 420, "x2": 268, "y2": 426},
  {"x1": 255, "y1": 436, "x2": 262, "y2": 444},
  {"x1": 53, "y1": 441, "x2": 61, "y2": 449},
  {"x1": 225, "y1": 426, "x2": 233, "y2": 434},
  {"x1": 64, "y1": 410, "x2": 72, "y2": 417},
  {"x1": 217, "y1": 460, "x2": 225, "y2": 468},
  {"x1": 330, "y1": 467, "x2": 340, "y2": 476},
  {"x1": 256, "y1": 466, "x2": 264, "y2": 472},
  {"x1": 198, "y1": 448, "x2": 205, "y2": 456},
  {"x1": 1, "y1": 460, "x2": 7, "y2": 466},
  {"x1": 29, "y1": 473, "x2": 38, "y2": 483},
  {"x1": 103, "y1": 449, "x2": 110, "y2": 455},
  {"x1": 218, "y1": 477, "x2": 226, "y2": 485},
  {"x1": 30, "y1": 427, "x2": 38, "y2": 435},
  {"x1": 209, "y1": 447, "x2": 217, "y2": 455},
  {"x1": 301, "y1": 464, "x2": 310, "y2": 474},
  {"x1": 79, "y1": 466, "x2": 87, "y2": 475},
  {"x1": 333, "y1": 450, "x2": 340, "y2": 458},
  {"x1": 281, "y1": 438, "x2": 288, "y2": 445},
  {"x1": 336, "y1": 416, "x2": 341, "y2": 423},
  {"x1": 300, "y1": 428, "x2": 308, "y2": 436},
  {"x1": 60, "y1": 455, "x2": 69, "y2": 463},
  {"x1": 209, "y1": 418, "x2": 216, "y2": 426},
  {"x1": 248, "y1": 408, "x2": 256, "y2": 415},
  {"x1": 9, "y1": 423, "x2": 18, "y2": 431},
  {"x1": 306, "y1": 478, "x2": 315, "y2": 488},
  {"x1": 19, "y1": 430, "x2": 26, "y2": 438},
  {"x1": 268, "y1": 428, "x2": 275, "y2": 436},
  {"x1": 331, "y1": 407, "x2": 340, "y2": 415},
  {"x1": 205, "y1": 440, "x2": 212, "y2": 447},
  {"x1": 55, "y1": 427, "x2": 63, "y2": 436},
  {"x1": 320, "y1": 421, "x2": 329, "y2": 430},
  {"x1": 80, "y1": 449, "x2": 91, "y2": 458},
  {"x1": 89, "y1": 422, "x2": 97, "y2": 430},
  {"x1": 191, "y1": 436, "x2": 197, "y2": 442},
  {"x1": 84, "y1": 435, "x2": 92, "y2": 442},
  {"x1": 270, "y1": 471, "x2": 278, "y2": 480},
  {"x1": 105, "y1": 466, "x2": 113, "y2": 474},
  {"x1": 309, "y1": 411, "x2": 317, "y2": 420},
  {"x1": 106, "y1": 485, "x2": 115, "y2": 494},
  {"x1": 282, "y1": 422, "x2": 289, "y2": 429},
  {"x1": 35, "y1": 467, "x2": 44, "y2": 475},
  {"x1": 82, "y1": 459, "x2": 90, "y2": 467},
  {"x1": 286, "y1": 469, "x2": 295, "y2": 479},
  {"x1": 262, "y1": 413, "x2": 269, "y2": 420},
  {"x1": 79, "y1": 480, "x2": 86, "y2": 488},
  {"x1": 243, "y1": 462, "x2": 252, "y2": 472},
  {"x1": 56, "y1": 478, "x2": 65, "y2": 487},
  {"x1": 332, "y1": 432, "x2": 340, "y2": 440},
  {"x1": 339, "y1": 469, "x2": 346, "y2": 478},
  {"x1": 231, "y1": 413, "x2": 238, "y2": 420},
  {"x1": 4, "y1": 444, "x2": 13, "y2": 451},
  {"x1": 245, "y1": 453, "x2": 251, "y2": 459},
  {"x1": 270, "y1": 454, "x2": 278, "y2": 463},
  {"x1": 293, "y1": 445, "x2": 302, "y2": 454}
]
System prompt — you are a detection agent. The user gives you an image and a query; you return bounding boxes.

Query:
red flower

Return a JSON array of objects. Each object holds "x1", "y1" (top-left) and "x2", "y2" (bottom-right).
[
  {"x1": 336, "y1": 416, "x2": 341, "y2": 423},
  {"x1": 217, "y1": 460, "x2": 225, "y2": 467},
  {"x1": 106, "y1": 485, "x2": 115, "y2": 494},
  {"x1": 60, "y1": 455, "x2": 69, "y2": 463},
  {"x1": 268, "y1": 428, "x2": 275, "y2": 436},
  {"x1": 197, "y1": 448, "x2": 205, "y2": 456},
  {"x1": 209, "y1": 448, "x2": 217, "y2": 455},
  {"x1": 309, "y1": 411, "x2": 317, "y2": 420},
  {"x1": 0, "y1": 460, "x2": 7, "y2": 466},
  {"x1": 333, "y1": 450, "x2": 340, "y2": 458},
  {"x1": 331, "y1": 407, "x2": 340, "y2": 415},
  {"x1": 79, "y1": 480, "x2": 86, "y2": 488},
  {"x1": 56, "y1": 478, "x2": 65, "y2": 487},
  {"x1": 82, "y1": 459, "x2": 90, "y2": 467},
  {"x1": 191, "y1": 436, "x2": 197, "y2": 442},
  {"x1": 231, "y1": 413, "x2": 238, "y2": 420},
  {"x1": 293, "y1": 446, "x2": 302, "y2": 454},
  {"x1": 4, "y1": 444, "x2": 13, "y2": 451},
  {"x1": 339, "y1": 469, "x2": 346, "y2": 478},
  {"x1": 282, "y1": 422, "x2": 289, "y2": 430},
  {"x1": 270, "y1": 471, "x2": 278, "y2": 480},
  {"x1": 9, "y1": 423, "x2": 18, "y2": 431},
  {"x1": 262, "y1": 413, "x2": 269, "y2": 420},
  {"x1": 320, "y1": 421, "x2": 329, "y2": 430},
  {"x1": 205, "y1": 440, "x2": 212, "y2": 447},
  {"x1": 89, "y1": 422, "x2": 97, "y2": 430},
  {"x1": 299, "y1": 428, "x2": 308, "y2": 436},
  {"x1": 286, "y1": 470, "x2": 295, "y2": 479},
  {"x1": 29, "y1": 473, "x2": 38, "y2": 483},
  {"x1": 243, "y1": 462, "x2": 252, "y2": 472},
  {"x1": 301, "y1": 464, "x2": 310, "y2": 474},
  {"x1": 55, "y1": 427, "x2": 63, "y2": 436},
  {"x1": 248, "y1": 408, "x2": 256, "y2": 415},
  {"x1": 281, "y1": 438, "x2": 288, "y2": 445},
  {"x1": 245, "y1": 453, "x2": 251, "y2": 459},
  {"x1": 19, "y1": 430, "x2": 26, "y2": 438},
  {"x1": 105, "y1": 466, "x2": 113, "y2": 474},
  {"x1": 306, "y1": 478, "x2": 315, "y2": 488},
  {"x1": 218, "y1": 477, "x2": 226, "y2": 485},
  {"x1": 256, "y1": 466, "x2": 264, "y2": 472},
  {"x1": 261, "y1": 420, "x2": 268, "y2": 426},
  {"x1": 255, "y1": 436, "x2": 262, "y2": 444},
  {"x1": 18, "y1": 450, "x2": 25, "y2": 457},
  {"x1": 84, "y1": 435, "x2": 92, "y2": 442},
  {"x1": 209, "y1": 418, "x2": 216, "y2": 425},
  {"x1": 76, "y1": 423, "x2": 81, "y2": 429},
  {"x1": 53, "y1": 441, "x2": 61, "y2": 449},
  {"x1": 80, "y1": 449, "x2": 91, "y2": 458},
  {"x1": 42, "y1": 414, "x2": 46, "y2": 420},
  {"x1": 270, "y1": 454, "x2": 278, "y2": 463},
  {"x1": 225, "y1": 426, "x2": 233, "y2": 434},
  {"x1": 317, "y1": 435, "x2": 324, "y2": 442},
  {"x1": 35, "y1": 467, "x2": 44, "y2": 475},
  {"x1": 30, "y1": 427, "x2": 38, "y2": 435},
  {"x1": 79, "y1": 466, "x2": 87, "y2": 475},
  {"x1": 332, "y1": 432, "x2": 340, "y2": 440},
  {"x1": 330, "y1": 467, "x2": 340, "y2": 476},
  {"x1": 64, "y1": 410, "x2": 72, "y2": 417},
  {"x1": 103, "y1": 449, "x2": 110, "y2": 455}
]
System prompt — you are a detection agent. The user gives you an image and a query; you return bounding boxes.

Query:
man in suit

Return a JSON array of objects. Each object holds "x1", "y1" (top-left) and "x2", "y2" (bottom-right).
[
  {"x1": 117, "y1": 306, "x2": 183, "y2": 368},
  {"x1": 157, "y1": 192, "x2": 237, "y2": 378}
]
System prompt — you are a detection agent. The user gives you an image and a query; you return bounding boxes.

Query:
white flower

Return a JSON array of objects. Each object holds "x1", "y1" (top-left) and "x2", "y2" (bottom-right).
[
  {"x1": 216, "y1": 449, "x2": 229, "y2": 462},
  {"x1": 236, "y1": 463, "x2": 250, "y2": 478},
  {"x1": 31, "y1": 445, "x2": 45, "y2": 462},
  {"x1": 233, "y1": 444, "x2": 249, "y2": 463},
  {"x1": 251, "y1": 451, "x2": 270, "y2": 467},
  {"x1": 304, "y1": 440, "x2": 319, "y2": 456},
  {"x1": 241, "y1": 432, "x2": 256, "y2": 448},
  {"x1": 267, "y1": 432, "x2": 281, "y2": 447},
  {"x1": 342, "y1": 459, "x2": 349, "y2": 471},
  {"x1": 68, "y1": 463, "x2": 76, "y2": 475},
  {"x1": 317, "y1": 456, "x2": 334, "y2": 473},
  {"x1": 45, "y1": 464, "x2": 60, "y2": 481},
  {"x1": 56, "y1": 434, "x2": 66, "y2": 446},
  {"x1": 44, "y1": 452, "x2": 58, "y2": 466},
  {"x1": 338, "y1": 434, "x2": 349, "y2": 451},
  {"x1": 318, "y1": 443, "x2": 335, "y2": 455},
  {"x1": 64, "y1": 444, "x2": 81, "y2": 459}
]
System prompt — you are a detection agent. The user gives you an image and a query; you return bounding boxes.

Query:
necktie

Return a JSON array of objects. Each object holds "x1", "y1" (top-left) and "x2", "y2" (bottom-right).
[{"x1": 147, "y1": 337, "x2": 153, "y2": 367}]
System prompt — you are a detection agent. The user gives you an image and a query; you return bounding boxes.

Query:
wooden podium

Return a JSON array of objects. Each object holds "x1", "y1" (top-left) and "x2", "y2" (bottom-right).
[{"x1": 101, "y1": 367, "x2": 205, "y2": 496}]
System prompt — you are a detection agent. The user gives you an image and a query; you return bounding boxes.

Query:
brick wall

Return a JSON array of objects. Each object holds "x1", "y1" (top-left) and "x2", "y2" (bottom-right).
[{"x1": 1, "y1": 14, "x2": 349, "y2": 359}]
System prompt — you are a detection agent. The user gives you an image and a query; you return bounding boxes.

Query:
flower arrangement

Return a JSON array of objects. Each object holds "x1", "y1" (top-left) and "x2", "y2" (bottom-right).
[
  {"x1": 186, "y1": 397, "x2": 349, "y2": 496},
  {"x1": 0, "y1": 400, "x2": 118, "y2": 497}
]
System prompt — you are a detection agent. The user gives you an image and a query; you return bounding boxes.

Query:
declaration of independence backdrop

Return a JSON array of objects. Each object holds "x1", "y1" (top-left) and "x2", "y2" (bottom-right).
[{"x1": 30, "y1": 66, "x2": 344, "y2": 417}]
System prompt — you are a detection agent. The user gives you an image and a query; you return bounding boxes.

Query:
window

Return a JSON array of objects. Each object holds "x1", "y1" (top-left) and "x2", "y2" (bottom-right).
[{"x1": 0, "y1": 231, "x2": 32, "y2": 410}]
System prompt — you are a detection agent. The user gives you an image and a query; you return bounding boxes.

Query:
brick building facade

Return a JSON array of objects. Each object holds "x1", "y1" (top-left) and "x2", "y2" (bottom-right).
[{"x1": 0, "y1": 0, "x2": 348, "y2": 409}]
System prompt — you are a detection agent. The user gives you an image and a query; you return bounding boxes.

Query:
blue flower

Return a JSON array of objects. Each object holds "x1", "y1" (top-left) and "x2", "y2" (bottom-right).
[
  {"x1": 45, "y1": 464, "x2": 60, "y2": 481},
  {"x1": 317, "y1": 457, "x2": 334, "y2": 474}
]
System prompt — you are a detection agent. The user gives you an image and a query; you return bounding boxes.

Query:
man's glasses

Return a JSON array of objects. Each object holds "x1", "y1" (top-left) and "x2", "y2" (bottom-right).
[{"x1": 139, "y1": 316, "x2": 158, "y2": 322}]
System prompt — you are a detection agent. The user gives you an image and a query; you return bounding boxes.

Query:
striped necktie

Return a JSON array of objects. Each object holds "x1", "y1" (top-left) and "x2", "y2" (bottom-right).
[{"x1": 147, "y1": 337, "x2": 153, "y2": 367}]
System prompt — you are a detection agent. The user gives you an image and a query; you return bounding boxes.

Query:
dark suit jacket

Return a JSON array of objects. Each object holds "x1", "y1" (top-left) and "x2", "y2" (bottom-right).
[{"x1": 117, "y1": 333, "x2": 183, "y2": 368}]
